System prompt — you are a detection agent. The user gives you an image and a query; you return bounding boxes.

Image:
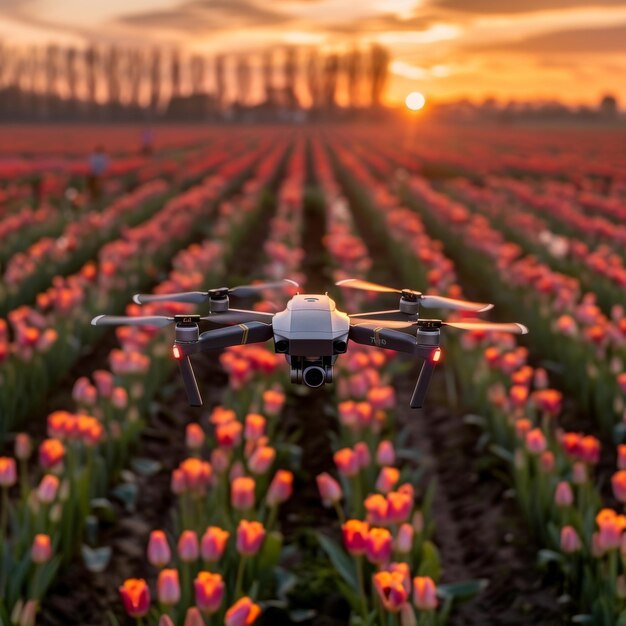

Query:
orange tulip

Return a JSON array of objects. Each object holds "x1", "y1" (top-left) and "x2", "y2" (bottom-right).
[
  {"x1": 413, "y1": 576, "x2": 438, "y2": 610},
  {"x1": 200, "y1": 526, "x2": 230, "y2": 562},
  {"x1": 194, "y1": 571, "x2": 224, "y2": 614},
  {"x1": 185, "y1": 423, "x2": 205, "y2": 450},
  {"x1": 376, "y1": 467, "x2": 400, "y2": 494},
  {"x1": 231, "y1": 476, "x2": 256, "y2": 511},
  {"x1": 119, "y1": 578, "x2": 151, "y2": 618},
  {"x1": 216, "y1": 420, "x2": 243, "y2": 449},
  {"x1": 157, "y1": 569, "x2": 181, "y2": 605},
  {"x1": 373, "y1": 570, "x2": 408, "y2": 612},
  {"x1": 387, "y1": 491, "x2": 412, "y2": 525},
  {"x1": 365, "y1": 527, "x2": 392, "y2": 565},
  {"x1": 266, "y1": 470, "x2": 293, "y2": 506},
  {"x1": 31, "y1": 534, "x2": 52, "y2": 564},
  {"x1": 525, "y1": 429, "x2": 546, "y2": 455},
  {"x1": 248, "y1": 446, "x2": 275, "y2": 475},
  {"x1": 613, "y1": 470, "x2": 626, "y2": 503},
  {"x1": 38, "y1": 439, "x2": 65, "y2": 470},
  {"x1": 36, "y1": 474, "x2": 59, "y2": 504},
  {"x1": 342, "y1": 519, "x2": 369, "y2": 555},
  {"x1": 262, "y1": 389, "x2": 285, "y2": 416},
  {"x1": 334, "y1": 447, "x2": 359, "y2": 477},
  {"x1": 0, "y1": 457, "x2": 17, "y2": 487},
  {"x1": 225, "y1": 596, "x2": 262, "y2": 626},
  {"x1": 236, "y1": 520, "x2": 266, "y2": 556},
  {"x1": 244, "y1": 413, "x2": 266, "y2": 441},
  {"x1": 147, "y1": 530, "x2": 171, "y2": 568}
]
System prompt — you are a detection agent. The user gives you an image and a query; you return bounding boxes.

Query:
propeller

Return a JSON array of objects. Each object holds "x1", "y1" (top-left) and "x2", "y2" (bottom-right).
[
  {"x1": 91, "y1": 315, "x2": 175, "y2": 328},
  {"x1": 336, "y1": 279, "x2": 493, "y2": 312},
  {"x1": 352, "y1": 318, "x2": 528, "y2": 334},
  {"x1": 133, "y1": 279, "x2": 299, "y2": 305}
]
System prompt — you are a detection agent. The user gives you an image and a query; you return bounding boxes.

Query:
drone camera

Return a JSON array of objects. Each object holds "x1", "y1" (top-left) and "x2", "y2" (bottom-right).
[{"x1": 302, "y1": 365, "x2": 327, "y2": 388}]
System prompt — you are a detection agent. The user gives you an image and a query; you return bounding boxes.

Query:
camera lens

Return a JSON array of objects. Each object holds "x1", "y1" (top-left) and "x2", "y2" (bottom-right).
[
  {"x1": 275, "y1": 340, "x2": 289, "y2": 353},
  {"x1": 302, "y1": 365, "x2": 325, "y2": 388}
]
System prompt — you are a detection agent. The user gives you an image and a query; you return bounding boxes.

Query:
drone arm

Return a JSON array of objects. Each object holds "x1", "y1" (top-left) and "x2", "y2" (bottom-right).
[
  {"x1": 349, "y1": 309, "x2": 416, "y2": 322},
  {"x1": 410, "y1": 359, "x2": 437, "y2": 409},
  {"x1": 179, "y1": 322, "x2": 274, "y2": 355}
]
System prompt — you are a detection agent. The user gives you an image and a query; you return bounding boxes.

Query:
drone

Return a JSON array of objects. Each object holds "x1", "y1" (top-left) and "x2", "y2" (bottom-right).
[{"x1": 91, "y1": 279, "x2": 527, "y2": 409}]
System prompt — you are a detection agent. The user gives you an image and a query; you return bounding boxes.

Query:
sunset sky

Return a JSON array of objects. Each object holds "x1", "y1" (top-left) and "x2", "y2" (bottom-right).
[{"x1": 1, "y1": 0, "x2": 625, "y2": 106}]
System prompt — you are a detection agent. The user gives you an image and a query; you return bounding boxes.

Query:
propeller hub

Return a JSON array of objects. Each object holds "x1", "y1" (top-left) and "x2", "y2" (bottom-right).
[
  {"x1": 209, "y1": 288, "x2": 229, "y2": 299},
  {"x1": 400, "y1": 289, "x2": 421, "y2": 301},
  {"x1": 174, "y1": 315, "x2": 201, "y2": 325}
]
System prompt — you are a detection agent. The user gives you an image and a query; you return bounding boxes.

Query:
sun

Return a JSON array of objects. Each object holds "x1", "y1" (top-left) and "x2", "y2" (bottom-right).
[{"x1": 405, "y1": 91, "x2": 426, "y2": 111}]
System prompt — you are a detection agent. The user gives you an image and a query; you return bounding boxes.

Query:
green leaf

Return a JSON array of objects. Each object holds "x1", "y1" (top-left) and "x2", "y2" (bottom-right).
[
  {"x1": 417, "y1": 540, "x2": 441, "y2": 581},
  {"x1": 90, "y1": 498, "x2": 117, "y2": 523},
  {"x1": 289, "y1": 609, "x2": 317, "y2": 622},
  {"x1": 317, "y1": 533, "x2": 358, "y2": 589},
  {"x1": 81, "y1": 545, "x2": 112, "y2": 573},
  {"x1": 463, "y1": 414, "x2": 487, "y2": 428},
  {"x1": 537, "y1": 549, "x2": 565, "y2": 567},
  {"x1": 437, "y1": 579, "x2": 488, "y2": 602},
  {"x1": 257, "y1": 531, "x2": 283, "y2": 573},
  {"x1": 111, "y1": 483, "x2": 138, "y2": 512},
  {"x1": 130, "y1": 457, "x2": 162, "y2": 477},
  {"x1": 489, "y1": 444, "x2": 514, "y2": 465}
]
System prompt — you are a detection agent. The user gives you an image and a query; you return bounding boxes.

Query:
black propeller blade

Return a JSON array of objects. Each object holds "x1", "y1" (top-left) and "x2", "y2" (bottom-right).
[
  {"x1": 337, "y1": 279, "x2": 493, "y2": 313},
  {"x1": 91, "y1": 315, "x2": 175, "y2": 328},
  {"x1": 133, "y1": 279, "x2": 299, "y2": 305}
]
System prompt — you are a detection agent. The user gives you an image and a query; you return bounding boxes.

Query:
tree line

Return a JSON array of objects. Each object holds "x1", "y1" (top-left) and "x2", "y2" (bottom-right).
[{"x1": 0, "y1": 42, "x2": 390, "y2": 120}]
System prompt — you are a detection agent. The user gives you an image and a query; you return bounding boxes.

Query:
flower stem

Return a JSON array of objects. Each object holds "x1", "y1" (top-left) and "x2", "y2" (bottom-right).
[
  {"x1": 235, "y1": 556, "x2": 247, "y2": 599},
  {"x1": 354, "y1": 554, "x2": 368, "y2": 621}
]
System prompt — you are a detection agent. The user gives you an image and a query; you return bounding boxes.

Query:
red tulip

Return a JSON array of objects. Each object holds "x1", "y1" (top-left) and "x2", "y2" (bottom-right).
[{"x1": 119, "y1": 578, "x2": 151, "y2": 618}]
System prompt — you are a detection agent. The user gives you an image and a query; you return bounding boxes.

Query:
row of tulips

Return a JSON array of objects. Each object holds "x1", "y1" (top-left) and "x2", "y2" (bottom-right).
[
  {"x1": 313, "y1": 142, "x2": 487, "y2": 626},
  {"x1": 0, "y1": 142, "x2": 291, "y2": 626},
  {"x1": 115, "y1": 148, "x2": 306, "y2": 626},
  {"x1": 339, "y1": 137, "x2": 626, "y2": 439},
  {"x1": 328, "y1": 140, "x2": 626, "y2": 624},
  {"x1": 0, "y1": 139, "x2": 275, "y2": 435}
]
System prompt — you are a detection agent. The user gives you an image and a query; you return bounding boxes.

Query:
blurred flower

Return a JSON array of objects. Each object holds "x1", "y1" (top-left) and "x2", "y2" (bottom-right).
[
  {"x1": 373, "y1": 570, "x2": 408, "y2": 612},
  {"x1": 119, "y1": 578, "x2": 151, "y2": 618},
  {"x1": 194, "y1": 571, "x2": 224, "y2": 614},
  {"x1": 354, "y1": 442, "x2": 371, "y2": 469},
  {"x1": 37, "y1": 474, "x2": 60, "y2": 504},
  {"x1": 395, "y1": 523, "x2": 414, "y2": 554},
  {"x1": 316, "y1": 472, "x2": 343, "y2": 506},
  {"x1": 244, "y1": 414, "x2": 266, "y2": 442},
  {"x1": 15, "y1": 433, "x2": 32, "y2": 460},
  {"x1": 39, "y1": 439, "x2": 65, "y2": 470},
  {"x1": 262, "y1": 389, "x2": 285, "y2": 416},
  {"x1": 236, "y1": 520, "x2": 265, "y2": 556},
  {"x1": 0, "y1": 457, "x2": 17, "y2": 487},
  {"x1": 560, "y1": 526, "x2": 581, "y2": 553},
  {"x1": 225, "y1": 597, "x2": 261, "y2": 626},
  {"x1": 376, "y1": 441, "x2": 396, "y2": 466},
  {"x1": 231, "y1": 476, "x2": 256, "y2": 511},
  {"x1": 554, "y1": 481, "x2": 574, "y2": 507},
  {"x1": 184, "y1": 607, "x2": 205, "y2": 626},
  {"x1": 266, "y1": 470, "x2": 293, "y2": 506},
  {"x1": 334, "y1": 448, "x2": 359, "y2": 477},
  {"x1": 376, "y1": 467, "x2": 400, "y2": 494},
  {"x1": 201, "y1": 527, "x2": 230, "y2": 562},
  {"x1": 31, "y1": 534, "x2": 52, "y2": 564},
  {"x1": 178, "y1": 530, "x2": 199, "y2": 562},
  {"x1": 157, "y1": 569, "x2": 181, "y2": 606},
  {"x1": 525, "y1": 429, "x2": 546, "y2": 455},
  {"x1": 612, "y1": 470, "x2": 626, "y2": 503},
  {"x1": 342, "y1": 519, "x2": 369, "y2": 555},
  {"x1": 413, "y1": 576, "x2": 438, "y2": 610},
  {"x1": 248, "y1": 446, "x2": 275, "y2": 475},
  {"x1": 148, "y1": 530, "x2": 171, "y2": 568},
  {"x1": 366, "y1": 527, "x2": 392, "y2": 565},
  {"x1": 185, "y1": 423, "x2": 205, "y2": 451}
]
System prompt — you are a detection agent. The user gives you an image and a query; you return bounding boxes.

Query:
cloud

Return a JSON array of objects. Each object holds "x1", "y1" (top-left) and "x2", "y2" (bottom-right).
[
  {"x1": 468, "y1": 23, "x2": 626, "y2": 53},
  {"x1": 326, "y1": 12, "x2": 442, "y2": 34},
  {"x1": 428, "y1": 0, "x2": 626, "y2": 14},
  {"x1": 119, "y1": 0, "x2": 293, "y2": 33}
]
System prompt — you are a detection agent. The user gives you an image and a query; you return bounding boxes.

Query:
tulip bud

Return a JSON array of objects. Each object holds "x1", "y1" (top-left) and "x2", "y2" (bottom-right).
[
  {"x1": 373, "y1": 570, "x2": 408, "y2": 612},
  {"x1": 119, "y1": 579, "x2": 151, "y2": 618},
  {"x1": 38, "y1": 439, "x2": 65, "y2": 470},
  {"x1": 354, "y1": 442, "x2": 371, "y2": 469},
  {"x1": 376, "y1": 440, "x2": 396, "y2": 466},
  {"x1": 184, "y1": 607, "x2": 205, "y2": 626},
  {"x1": 211, "y1": 448, "x2": 230, "y2": 474},
  {"x1": 148, "y1": 530, "x2": 172, "y2": 569},
  {"x1": 225, "y1": 597, "x2": 262, "y2": 626},
  {"x1": 248, "y1": 446, "x2": 275, "y2": 475},
  {"x1": 157, "y1": 569, "x2": 180, "y2": 606},
  {"x1": 612, "y1": 470, "x2": 626, "y2": 502},
  {"x1": 334, "y1": 448, "x2": 359, "y2": 477},
  {"x1": 111, "y1": 387, "x2": 128, "y2": 409},
  {"x1": 37, "y1": 474, "x2": 60, "y2": 504},
  {"x1": 618, "y1": 444, "x2": 626, "y2": 470},
  {"x1": 0, "y1": 457, "x2": 17, "y2": 487},
  {"x1": 171, "y1": 468, "x2": 186, "y2": 495},
  {"x1": 31, "y1": 534, "x2": 52, "y2": 564},
  {"x1": 231, "y1": 476, "x2": 256, "y2": 511},
  {"x1": 554, "y1": 481, "x2": 574, "y2": 507},
  {"x1": 539, "y1": 450, "x2": 555, "y2": 473},
  {"x1": 525, "y1": 428, "x2": 546, "y2": 455},
  {"x1": 236, "y1": 520, "x2": 266, "y2": 556},
  {"x1": 177, "y1": 530, "x2": 199, "y2": 562},
  {"x1": 18, "y1": 600, "x2": 37, "y2": 626},
  {"x1": 200, "y1": 526, "x2": 229, "y2": 562},
  {"x1": 15, "y1": 434, "x2": 32, "y2": 461},
  {"x1": 266, "y1": 470, "x2": 293, "y2": 506},
  {"x1": 194, "y1": 571, "x2": 225, "y2": 614},
  {"x1": 185, "y1": 423, "x2": 205, "y2": 450},
  {"x1": 572, "y1": 461, "x2": 588, "y2": 484},
  {"x1": 262, "y1": 389, "x2": 285, "y2": 417},
  {"x1": 365, "y1": 527, "x2": 392, "y2": 565},
  {"x1": 413, "y1": 576, "x2": 438, "y2": 610},
  {"x1": 400, "y1": 604, "x2": 417, "y2": 626},
  {"x1": 560, "y1": 526, "x2": 581, "y2": 553},
  {"x1": 376, "y1": 467, "x2": 400, "y2": 494},
  {"x1": 158, "y1": 616, "x2": 175, "y2": 626},
  {"x1": 244, "y1": 414, "x2": 266, "y2": 441},
  {"x1": 316, "y1": 472, "x2": 342, "y2": 506},
  {"x1": 395, "y1": 523, "x2": 414, "y2": 554},
  {"x1": 342, "y1": 519, "x2": 369, "y2": 555}
]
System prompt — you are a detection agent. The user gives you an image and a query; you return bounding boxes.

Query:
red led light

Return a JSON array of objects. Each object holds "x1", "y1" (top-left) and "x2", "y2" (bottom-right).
[
  {"x1": 431, "y1": 348, "x2": 442, "y2": 363},
  {"x1": 172, "y1": 345, "x2": 182, "y2": 360}
]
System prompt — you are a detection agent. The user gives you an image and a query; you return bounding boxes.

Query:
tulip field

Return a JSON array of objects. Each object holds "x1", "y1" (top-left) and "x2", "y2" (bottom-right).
[{"x1": 1, "y1": 122, "x2": 626, "y2": 626}]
